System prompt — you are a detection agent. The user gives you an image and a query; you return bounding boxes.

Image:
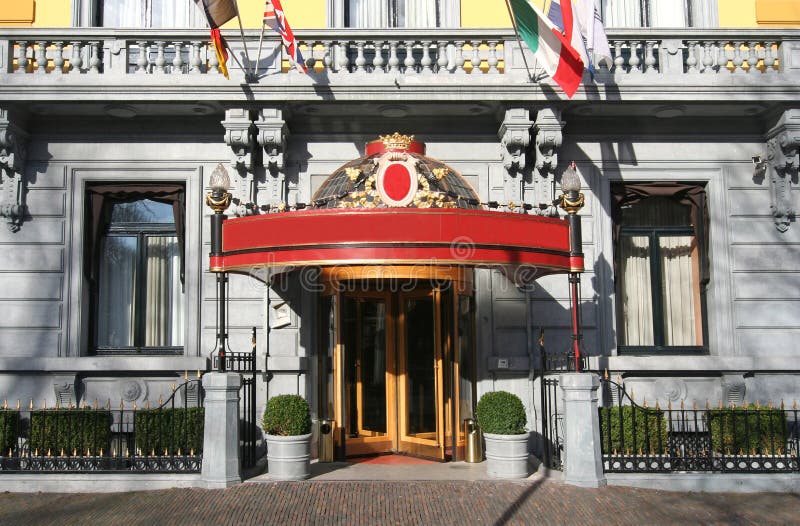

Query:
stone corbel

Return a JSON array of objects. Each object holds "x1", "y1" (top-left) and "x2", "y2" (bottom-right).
[
  {"x1": 765, "y1": 109, "x2": 799, "y2": 232},
  {"x1": 0, "y1": 109, "x2": 29, "y2": 232},
  {"x1": 498, "y1": 108, "x2": 532, "y2": 176},
  {"x1": 255, "y1": 108, "x2": 288, "y2": 209},
  {"x1": 533, "y1": 107, "x2": 564, "y2": 217},
  {"x1": 222, "y1": 108, "x2": 257, "y2": 216}
]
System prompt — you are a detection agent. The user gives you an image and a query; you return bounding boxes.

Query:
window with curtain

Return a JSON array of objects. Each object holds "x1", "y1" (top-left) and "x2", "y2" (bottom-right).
[
  {"x1": 613, "y1": 184, "x2": 708, "y2": 353},
  {"x1": 599, "y1": 0, "x2": 718, "y2": 28},
  {"x1": 345, "y1": 0, "x2": 460, "y2": 28},
  {"x1": 87, "y1": 184, "x2": 185, "y2": 355},
  {"x1": 99, "y1": 0, "x2": 207, "y2": 28}
]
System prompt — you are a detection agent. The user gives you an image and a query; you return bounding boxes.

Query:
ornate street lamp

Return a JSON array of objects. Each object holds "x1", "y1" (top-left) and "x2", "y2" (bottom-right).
[
  {"x1": 558, "y1": 163, "x2": 585, "y2": 372},
  {"x1": 206, "y1": 163, "x2": 232, "y2": 372}
]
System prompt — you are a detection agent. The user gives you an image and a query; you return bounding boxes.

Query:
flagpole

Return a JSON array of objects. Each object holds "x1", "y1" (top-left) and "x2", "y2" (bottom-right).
[
  {"x1": 504, "y1": 0, "x2": 535, "y2": 82},
  {"x1": 232, "y1": 0, "x2": 253, "y2": 76},
  {"x1": 254, "y1": 21, "x2": 266, "y2": 78}
]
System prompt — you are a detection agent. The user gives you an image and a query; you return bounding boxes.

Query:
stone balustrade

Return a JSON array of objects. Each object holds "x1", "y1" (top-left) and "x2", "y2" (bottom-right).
[{"x1": 0, "y1": 28, "x2": 796, "y2": 91}]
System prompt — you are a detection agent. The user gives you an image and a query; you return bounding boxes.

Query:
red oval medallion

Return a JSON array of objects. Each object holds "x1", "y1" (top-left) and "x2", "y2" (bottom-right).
[{"x1": 382, "y1": 163, "x2": 413, "y2": 202}]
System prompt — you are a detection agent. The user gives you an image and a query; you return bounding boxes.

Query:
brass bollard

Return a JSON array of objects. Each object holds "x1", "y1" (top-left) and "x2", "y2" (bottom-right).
[{"x1": 463, "y1": 418, "x2": 484, "y2": 463}]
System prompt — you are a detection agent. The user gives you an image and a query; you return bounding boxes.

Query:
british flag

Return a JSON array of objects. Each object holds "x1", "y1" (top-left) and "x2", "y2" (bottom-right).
[{"x1": 264, "y1": 0, "x2": 307, "y2": 73}]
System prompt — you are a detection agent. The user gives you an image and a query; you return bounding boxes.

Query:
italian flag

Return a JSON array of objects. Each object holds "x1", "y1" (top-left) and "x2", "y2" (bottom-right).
[{"x1": 509, "y1": 0, "x2": 584, "y2": 98}]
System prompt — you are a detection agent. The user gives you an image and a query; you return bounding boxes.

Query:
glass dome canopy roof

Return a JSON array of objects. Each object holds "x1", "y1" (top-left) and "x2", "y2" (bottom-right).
[{"x1": 311, "y1": 134, "x2": 482, "y2": 210}]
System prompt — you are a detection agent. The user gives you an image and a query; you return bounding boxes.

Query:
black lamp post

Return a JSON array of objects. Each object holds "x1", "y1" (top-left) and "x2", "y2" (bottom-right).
[
  {"x1": 559, "y1": 163, "x2": 585, "y2": 372},
  {"x1": 206, "y1": 163, "x2": 232, "y2": 372}
]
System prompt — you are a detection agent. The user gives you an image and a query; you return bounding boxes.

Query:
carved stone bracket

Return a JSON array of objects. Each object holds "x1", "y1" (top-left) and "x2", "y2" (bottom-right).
[
  {"x1": 765, "y1": 109, "x2": 799, "y2": 232},
  {"x1": 498, "y1": 108, "x2": 532, "y2": 211},
  {"x1": 0, "y1": 109, "x2": 29, "y2": 232},
  {"x1": 532, "y1": 107, "x2": 564, "y2": 217},
  {"x1": 222, "y1": 108, "x2": 257, "y2": 216},
  {"x1": 255, "y1": 108, "x2": 289, "y2": 209}
]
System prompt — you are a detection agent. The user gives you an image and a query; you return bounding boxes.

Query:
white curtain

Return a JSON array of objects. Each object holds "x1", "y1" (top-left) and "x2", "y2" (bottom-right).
[
  {"x1": 102, "y1": 0, "x2": 206, "y2": 28},
  {"x1": 649, "y1": 0, "x2": 687, "y2": 27},
  {"x1": 347, "y1": 0, "x2": 457, "y2": 27},
  {"x1": 97, "y1": 236, "x2": 137, "y2": 347},
  {"x1": 619, "y1": 235, "x2": 653, "y2": 346},
  {"x1": 659, "y1": 236, "x2": 700, "y2": 346},
  {"x1": 688, "y1": 0, "x2": 718, "y2": 28},
  {"x1": 406, "y1": 0, "x2": 436, "y2": 28},
  {"x1": 145, "y1": 236, "x2": 184, "y2": 347},
  {"x1": 601, "y1": 0, "x2": 643, "y2": 28},
  {"x1": 348, "y1": 0, "x2": 389, "y2": 27}
]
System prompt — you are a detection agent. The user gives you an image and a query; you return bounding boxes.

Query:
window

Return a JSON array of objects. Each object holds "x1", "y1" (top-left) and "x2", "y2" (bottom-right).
[
  {"x1": 99, "y1": 0, "x2": 206, "y2": 28},
  {"x1": 344, "y1": 0, "x2": 460, "y2": 28},
  {"x1": 612, "y1": 183, "x2": 708, "y2": 353},
  {"x1": 86, "y1": 184, "x2": 185, "y2": 354},
  {"x1": 600, "y1": 0, "x2": 718, "y2": 28}
]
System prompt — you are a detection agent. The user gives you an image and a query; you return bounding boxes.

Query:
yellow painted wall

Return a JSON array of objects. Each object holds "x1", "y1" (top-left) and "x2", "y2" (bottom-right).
[
  {"x1": 461, "y1": 0, "x2": 512, "y2": 28},
  {"x1": 31, "y1": 0, "x2": 72, "y2": 27},
  {"x1": 718, "y1": 0, "x2": 758, "y2": 27},
  {"x1": 224, "y1": 0, "x2": 327, "y2": 29},
  {"x1": 0, "y1": 0, "x2": 36, "y2": 26},
  {"x1": 755, "y1": 0, "x2": 800, "y2": 27}
]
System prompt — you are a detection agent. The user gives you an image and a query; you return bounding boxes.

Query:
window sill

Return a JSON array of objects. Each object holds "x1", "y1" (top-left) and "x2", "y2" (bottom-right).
[
  {"x1": 94, "y1": 347, "x2": 184, "y2": 356},
  {"x1": 617, "y1": 346, "x2": 708, "y2": 356},
  {"x1": 0, "y1": 356, "x2": 207, "y2": 373}
]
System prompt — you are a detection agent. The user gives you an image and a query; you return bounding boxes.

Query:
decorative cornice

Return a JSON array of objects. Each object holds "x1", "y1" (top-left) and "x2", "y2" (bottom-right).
[
  {"x1": 765, "y1": 108, "x2": 799, "y2": 231},
  {"x1": 0, "y1": 108, "x2": 29, "y2": 232}
]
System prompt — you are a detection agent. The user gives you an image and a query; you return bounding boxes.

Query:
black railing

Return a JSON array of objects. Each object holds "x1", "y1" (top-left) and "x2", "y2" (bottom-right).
[
  {"x1": 600, "y1": 377, "x2": 800, "y2": 473},
  {"x1": 541, "y1": 350, "x2": 588, "y2": 373},
  {"x1": 0, "y1": 378, "x2": 204, "y2": 473}
]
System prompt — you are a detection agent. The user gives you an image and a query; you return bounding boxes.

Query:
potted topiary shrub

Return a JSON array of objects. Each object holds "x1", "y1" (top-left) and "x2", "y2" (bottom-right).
[
  {"x1": 476, "y1": 390, "x2": 530, "y2": 478},
  {"x1": 263, "y1": 394, "x2": 313, "y2": 480}
]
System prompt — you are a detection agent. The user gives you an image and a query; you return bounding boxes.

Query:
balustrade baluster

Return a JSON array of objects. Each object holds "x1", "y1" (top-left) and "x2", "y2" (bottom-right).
[
  {"x1": 135, "y1": 41, "x2": 148, "y2": 73},
  {"x1": 338, "y1": 41, "x2": 350, "y2": 72},
  {"x1": 388, "y1": 41, "x2": 400, "y2": 73},
  {"x1": 471, "y1": 41, "x2": 481, "y2": 73},
  {"x1": 686, "y1": 40, "x2": 699, "y2": 74},
  {"x1": 701, "y1": 41, "x2": 714, "y2": 74},
  {"x1": 190, "y1": 41, "x2": 202, "y2": 74},
  {"x1": 732, "y1": 41, "x2": 744, "y2": 73},
  {"x1": 321, "y1": 41, "x2": 332, "y2": 73},
  {"x1": 403, "y1": 41, "x2": 416, "y2": 74},
  {"x1": 53, "y1": 41, "x2": 65, "y2": 75},
  {"x1": 644, "y1": 40, "x2": 656, "y2": 74},
  {"x1": 172, "y1": 42, "x2": 184, "y2": 74},
  {"x1": 747, "y1": 41, "x2": 759, "y2": 74},
  {"x1": 15, "y1": 41, "x2": 29, "y2": 73},
  {"x1": 764, "y1": 41, "x2": 776, "y2": 73},
  {"x1": 628, "y1": 41, "x2": 641, "y2": 73},
  {"x1": 86, "y1": 41, "x2": 99, "y2": 74},
  {"x1": 154, "y1": 41, "x2": 166, "y2": 74},
  {"x1": 454, "y1": 40, "x2": 466, "y2": 73},
  {"x1": 35, "y1": 41, "x2": 47, "y2": 74},
  {"x1": 208, "y1": 41, "x2": 220, "y2": 74},
  {"x1": 488, "y1": 41, "x2": 499, "y2": 73},
  {"x1": 370, "y1": 41, "x2": 383, "y2": 72},
  {"x1": 613, "y1": 40, "x2": 625, "y2": 74},
  {"x1": 355, "y1": 41, "x2": 366, "y2": 72},
  {"x1": 420, "y1": 41, "x2": 432, "y2": 73},
  {"x1": 436, "y1": 41, "x2": 448, "y2": 74},
  {"x1": 69, "y1": 41, "x2": 83, "y2": 73}
]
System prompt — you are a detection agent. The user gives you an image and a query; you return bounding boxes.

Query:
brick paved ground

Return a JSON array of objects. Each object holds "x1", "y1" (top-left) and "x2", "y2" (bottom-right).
[{"x1": 0, "y1": 480, "x2": 797, "y2": 526}]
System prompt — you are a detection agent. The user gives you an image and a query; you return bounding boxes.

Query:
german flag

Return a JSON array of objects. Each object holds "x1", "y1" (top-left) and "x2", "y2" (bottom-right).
[{"x1": 193, "y1": 0, "x2": 238, "y2": 78}]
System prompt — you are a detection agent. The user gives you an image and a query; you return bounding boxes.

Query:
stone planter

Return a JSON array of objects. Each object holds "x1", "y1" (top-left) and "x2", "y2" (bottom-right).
[
  {"x1": 266, "y1": 432, "x2": 312, "y2": 480},
  {"x1": 483, "y1": 431, "x2": 530, "y2": 479}
]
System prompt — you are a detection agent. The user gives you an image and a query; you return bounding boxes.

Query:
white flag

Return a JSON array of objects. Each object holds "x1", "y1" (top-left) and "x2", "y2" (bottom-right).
[{"x1": 576, "y1": 0, "x2": 613, "y2": 72}]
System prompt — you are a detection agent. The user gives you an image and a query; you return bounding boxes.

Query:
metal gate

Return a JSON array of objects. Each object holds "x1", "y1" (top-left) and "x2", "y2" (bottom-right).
[{"x1": 214, "y1": 327, "x2": 260, "y2": 469}]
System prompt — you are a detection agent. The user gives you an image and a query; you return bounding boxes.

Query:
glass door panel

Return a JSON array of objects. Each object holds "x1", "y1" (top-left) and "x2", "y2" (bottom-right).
[{"x1": 398, "y1": 292, "x2": 445, "y2": 459}]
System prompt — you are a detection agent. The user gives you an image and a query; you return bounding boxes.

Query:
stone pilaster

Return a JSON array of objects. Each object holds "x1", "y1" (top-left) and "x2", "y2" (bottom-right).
[
  {"x1": 765, "y1": 109, "x2": 799, "y2": 232},
  {"x1": 201, "y1": 372, "x2": 242, "y2": 489},
  {"x1": 532, "y1": 107, "x2": 563, "y2": 217},
  {"x1": 559, "y1": 373, "x2": 607, "y2": 488},
  {"x1": 0, "y1": 108, "x2": 29, "y2": 232}
]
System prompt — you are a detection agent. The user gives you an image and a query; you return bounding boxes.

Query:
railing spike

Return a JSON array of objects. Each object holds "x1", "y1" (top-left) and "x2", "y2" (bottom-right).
[
  {"x1": 190, "y1": 448, "x2": 194, "y2": 456},
  {"x1": 794, "y1": 400, "x2": 798, "y2": 410},
  {"x1": 718, "y1": 399, "x2": 723, "y2": 409},
  {"x1": 73, "y1": 449, "x2": 76, "y2": 456},
  {"x1": 680, "y1": 400, "x2": 685, "y2": 410},
  {"x1": 46, "y1": 449, "x2": 51, "y2": 457},
  {"x1": 756, "y1": 400, "x2": 761, "y2": 410},
  {"x1": 99, "y1": 448, "x2": 103, "y2": 457},
  {"x1": 668, "y1": 400, "x2": 672, "y2": 410},
  {"x1": 197, "y1": 369, "x2": 201, "y2": 379},
  {"x1": 616, "y1": 374, "x2": 623, "y2": 385},
  {"x1": 768, "y1": 400, "x2": 773, "y2": 409},
  {"x1": 42, "y1": 399, "x2": 46, "y2": 410},
  {"x1": 177, "y1": 448, "x2": 182, "y2": 456},
  {"x1": 642, "y1": 399, "x2": 648, "y2": 408},
  {"x1": 730, "y1": 400, "x2": 736, "y2": 409},
  {"x1": 133, "y1": 401, "x2": 137, "y2": 410},
  {"x1": 184, "y1": 370, "x2": 188, "y2": 381},
  {"x1": 145, "y1": 400, "x2": 150, "y2": 410},
  {"x1": 164, "y1": 448, "x2": 168, "y2": 456},
  {"x1": 705, "y1": 399, "x2": 710, "y2": 410},
  {"x1": 603, "y1": 368, "x2": 609, "y2": 380},
  {"x1": 2, "y1": 400, "x2": 6, "y2": 410},
  {"x1": 693, "y1": 400, "x2": 697, "y2": 410},
  {"x1": 59, "y1": 449, "x2": 64, "y2": 457},
  {"x1": 55, "y1": 399, "x2": 60, "y2": 410},
  {"x1": 781, "y1": 399, "x2": 785, "y2": 410},
  {"x1": 630, "y1": 389, "x2": 635, "y2": 401},
  {"x1": 655, "y1": 401, "x2": 660, "y2": 410},
  {"x1": 17, "y1": 400, "x2": 20, "y2": 410},
  {"x1": 29, "y1": 399, "x2": 33, "y2": 410},
  {"x1": 120, "y1": 399, "x2": 124, "y2": 410},
  {"x1": 743, "y1": 399, "x2": 748, "y2": 408},
  {"x1": 159, "y1": 394, "x2": 163, "y2": 406},
  {"x1": 151, "y1": 448, "x2": 155, "y2": 457},
  {"x1": 171, "y1": 383, "x2": 176, "y2": 392}
]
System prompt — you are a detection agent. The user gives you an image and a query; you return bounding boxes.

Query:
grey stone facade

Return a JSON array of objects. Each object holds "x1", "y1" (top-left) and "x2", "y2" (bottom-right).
[{"x1": 0, "y1": 25, "x2": 799, "y2": 462}]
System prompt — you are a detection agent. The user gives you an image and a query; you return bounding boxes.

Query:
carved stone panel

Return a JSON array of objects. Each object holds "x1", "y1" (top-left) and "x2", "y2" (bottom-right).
[
  {"x1": 0, "y1": 108, "x2": 29, "y2": 232},
  {"x1": 532, "y1": 107, "x2": 563, "y2": 217},
  {"x1": 765, "y1": 109, "x2": 799, "y2": 232}
]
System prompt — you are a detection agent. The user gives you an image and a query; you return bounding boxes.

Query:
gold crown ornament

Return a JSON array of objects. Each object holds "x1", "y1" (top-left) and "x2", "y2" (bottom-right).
[{"x1": 379, "y1": 132, "x2": 414, "y2": 151}]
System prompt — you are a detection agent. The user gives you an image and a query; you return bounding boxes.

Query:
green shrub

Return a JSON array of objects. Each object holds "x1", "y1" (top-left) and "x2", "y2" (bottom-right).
[
  {"x1": 708, "y1": 406, "x2": 787, "y2": 455},
  {"x1": 262, "y1": 395, "x2": 311, "y2": 436},
  {"x1": 30, "y1": 409, "x2": 111, "y2": 456},
  {"x1": 134, "y1": 407, "x2": 204, "y2": 455},
  {"x1": 0, "y1": 411, "x2": 19, "y2": 455},
  {"x1": 475, "y1": 391, "x2": 527, "y2": 435},
  {"x1": 599, "y1": 406, "x2": 668, "y2": 455}
]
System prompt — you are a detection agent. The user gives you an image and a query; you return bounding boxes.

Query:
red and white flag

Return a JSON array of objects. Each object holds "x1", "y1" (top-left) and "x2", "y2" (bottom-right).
[{"x1": 264, "y1": 0, "x2": 307, "y2": 73}]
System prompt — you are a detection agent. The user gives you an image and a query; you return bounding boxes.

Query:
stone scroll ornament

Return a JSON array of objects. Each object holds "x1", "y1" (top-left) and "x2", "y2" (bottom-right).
[{"x1": 0, "y1": 110, "x2": 29, "y2": 232}]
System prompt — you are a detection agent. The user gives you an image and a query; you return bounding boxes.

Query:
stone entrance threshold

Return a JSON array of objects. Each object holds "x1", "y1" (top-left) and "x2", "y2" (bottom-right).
[{"x1": 247, "y1": 456, "x2": 545, "y2": 482}]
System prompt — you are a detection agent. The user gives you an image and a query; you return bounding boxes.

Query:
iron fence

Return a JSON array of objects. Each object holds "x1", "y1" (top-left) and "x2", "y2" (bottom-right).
[
  {"x1": 0, "y1": 377, "x2": 204, "y2": 473},
  {"x1": 600, "y1": 376, "x2": 800, "y2": 473}
]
